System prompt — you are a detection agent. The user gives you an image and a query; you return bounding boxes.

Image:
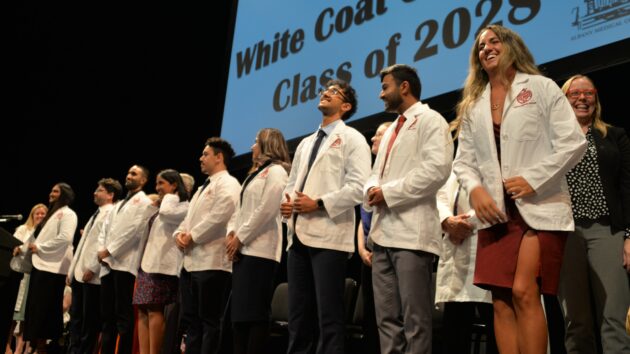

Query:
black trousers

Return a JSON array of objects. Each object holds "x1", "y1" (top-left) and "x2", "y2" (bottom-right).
[
  {"x1": 286, "y1": 236, "x2": 347, "y2": 354},
  {"x1": 100, "y1": 270, "x2": 135, "y2": 354},
  {"x1": 67, "y1": 281, "x2": 101, "y2": 354},
  {"x1": 182, "y1": 269, "x2": 231, "y2": 354}
]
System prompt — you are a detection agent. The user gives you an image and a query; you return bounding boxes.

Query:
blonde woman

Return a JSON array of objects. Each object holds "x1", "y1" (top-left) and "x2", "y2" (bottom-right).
[
  {"x1": 7, "y1": 204, "x2": 48, "y2": 354},
  {"x1": 558, "y1": 75, "x2": 630, "y2": 353},
  {"x1": 451, "y1": 25, "x2": 586, "y2": 353}
]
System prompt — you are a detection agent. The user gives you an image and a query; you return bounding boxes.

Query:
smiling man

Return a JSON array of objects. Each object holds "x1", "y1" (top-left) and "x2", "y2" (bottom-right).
[
  {"x1": 364, "y1": 64, "x2": 453, "y2": 354},
  {"x1": 280, "y1": 79, "x2": 371, "y2": 354}
]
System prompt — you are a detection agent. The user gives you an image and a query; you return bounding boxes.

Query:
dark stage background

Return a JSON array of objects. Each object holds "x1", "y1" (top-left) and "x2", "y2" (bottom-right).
[{"x1": 3, "y1": 1, "x2": 629, "y2": 235}]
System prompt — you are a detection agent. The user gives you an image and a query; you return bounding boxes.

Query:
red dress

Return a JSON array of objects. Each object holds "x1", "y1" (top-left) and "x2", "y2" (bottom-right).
[{"x1": 473, "y1": 122, "x2": 567, "y2": 295}]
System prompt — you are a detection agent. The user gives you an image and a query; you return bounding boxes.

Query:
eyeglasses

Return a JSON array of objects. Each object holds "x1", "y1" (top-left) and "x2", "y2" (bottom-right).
[
  {"x1": 566, "y1": 89, "x2": 597, "y2": 99},
  {"x1": 318, "y1": 87, "x2": 348, "y2": 102}
]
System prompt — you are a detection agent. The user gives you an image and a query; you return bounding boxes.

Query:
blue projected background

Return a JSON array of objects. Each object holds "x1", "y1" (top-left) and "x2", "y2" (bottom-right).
[{"x1": 223, "y1": 0, "x2": 630, "y2": 155}]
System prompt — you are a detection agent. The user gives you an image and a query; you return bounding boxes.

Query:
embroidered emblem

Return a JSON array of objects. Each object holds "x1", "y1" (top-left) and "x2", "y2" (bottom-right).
[
  {"x1": 407, "y1": 117, "x2": 418, "y2": 130},
  {"x1": 132, "y1": 197, "x2": 140, "y2": 205},
  {"x1": 56, "y1": 211, "x2": 64, "y2": 219},
  {"x1": 259, "y1": 168, "x2": 270, "y2": 178},
  {"x1": 330, "y1": 137, "x2": 342, "y2": 148},
  {"x1": 516, "y1": 88, "x2": 533, "y2": 104}
]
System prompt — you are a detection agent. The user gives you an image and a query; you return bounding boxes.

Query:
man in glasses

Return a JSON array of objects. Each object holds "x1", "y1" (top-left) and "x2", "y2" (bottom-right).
[{"x1": 281, "y1": 79, "x2": 371, "y2": 354}]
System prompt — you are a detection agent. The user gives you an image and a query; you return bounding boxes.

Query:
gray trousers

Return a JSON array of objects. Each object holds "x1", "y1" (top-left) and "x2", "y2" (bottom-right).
[
  {"x1": 558, "y1": 221, "x2": 630, "y2": 353},
  {"x1": 372, "y1": 244, "x2": 434, "y2": 354}
]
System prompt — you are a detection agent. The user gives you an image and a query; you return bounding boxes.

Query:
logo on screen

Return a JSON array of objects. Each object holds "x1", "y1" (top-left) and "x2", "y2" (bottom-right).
[{"x1": 571, "y1": 0, "x2": 630, "y2": 30}]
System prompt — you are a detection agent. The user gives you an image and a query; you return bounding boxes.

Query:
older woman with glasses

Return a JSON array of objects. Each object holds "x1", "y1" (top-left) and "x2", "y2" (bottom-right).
[{"x1": 558, "y1": 74, "x2": 630, "y2": 353}]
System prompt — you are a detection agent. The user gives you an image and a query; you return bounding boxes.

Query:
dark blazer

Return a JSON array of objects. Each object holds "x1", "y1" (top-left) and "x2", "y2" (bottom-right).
[{"x1": 592, "y1": 125, "x2": 630, "y2": 233}]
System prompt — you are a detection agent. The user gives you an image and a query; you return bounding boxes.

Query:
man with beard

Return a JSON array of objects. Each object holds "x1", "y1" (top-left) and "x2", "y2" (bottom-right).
[
  {"x1": 174, "y1": 138, "x2": 241, "y2": 354},
  {"x1": 98, "y1": 165, "x2": 152, "y2": 354},
  {"x1": 364, "y1": 64, "x2": 453, "y2": 353},
  {"x1": 280, "y1": 79, "x2": 371, "y2": 354}
]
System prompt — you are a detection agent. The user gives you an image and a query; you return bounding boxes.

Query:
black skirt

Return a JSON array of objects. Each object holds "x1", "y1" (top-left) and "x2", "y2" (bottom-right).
[
  {"x1": 231, "y1": 254, "x2": 278, "y2": 322},
  {"x1": 24, "y1": 267, "x2": 66, "y2": 341}
]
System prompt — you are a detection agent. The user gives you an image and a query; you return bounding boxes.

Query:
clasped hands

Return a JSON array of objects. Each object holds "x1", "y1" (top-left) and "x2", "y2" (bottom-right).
[{"x1": 470, "y1": 176, "x2": 534, "y2": 225}]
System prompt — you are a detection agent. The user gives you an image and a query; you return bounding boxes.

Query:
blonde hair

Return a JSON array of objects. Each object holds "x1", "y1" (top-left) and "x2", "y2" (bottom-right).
[
  {"x1": 561, "y1": 74, "x2": 608, "y2": 137},
  {"x1": 451, "y1": 25, "x2": 540, "y2": 138},
  {"x1": 251, "y1": 128, "x2": 291, "y2": 174},
  {"x1": 25, "y1": 203, "x2": 48, "y2": 229}
]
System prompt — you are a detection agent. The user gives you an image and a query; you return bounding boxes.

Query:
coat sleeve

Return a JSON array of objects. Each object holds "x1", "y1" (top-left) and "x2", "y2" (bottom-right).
[
  {"x1": 381, "y1": 115, "x2": 453, "y2": 208},
  {"x1": 237, "y1": 166, "x2": 288, "y2": 244},
  {"x1": 36, "y1": 210, "x2": 78, "y2": 255},
  {"x1": 519, "y1": 80, "x2": 587, "y2": 194},
  {"x1": 107, "y1": 200, "x2": 151, "y2": 259},
  {"x1": 453, "y1": 115, "x2": 484, "y2": 196},
  {"x1": 159, "y1": 194, "x2": 189, "y2": 227},
  {"x1": 319, "y1": 131, "x2": 371, "y2": 219},
  {"x1": 437, "y1": 173, "x2": 457, "y2": 223},
  {"x1": 190, "y1": 178, "x2": 240, "y2": 244}
]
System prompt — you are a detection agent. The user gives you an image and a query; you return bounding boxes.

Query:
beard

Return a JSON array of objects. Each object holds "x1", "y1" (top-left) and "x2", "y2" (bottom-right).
[{"x1": 383, "y1": 93, "x2": 403, "y2": 113}]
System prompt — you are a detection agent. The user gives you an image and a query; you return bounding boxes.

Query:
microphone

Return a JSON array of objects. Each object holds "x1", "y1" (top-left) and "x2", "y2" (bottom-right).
[{"x1": 0, "y1": 214, "x2": 23, "y2": 221}]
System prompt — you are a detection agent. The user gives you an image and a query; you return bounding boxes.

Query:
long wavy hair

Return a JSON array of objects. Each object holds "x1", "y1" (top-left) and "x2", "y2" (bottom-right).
[
  {"x1": 451, "y1": 25, "x2": 540, "y2": 138},
  {"x1": 250, "y1": 128, "x2": 291, "y2": 174},
  {"x1": 561, "y1": 74, "x2": 608, "y2": 137},
  {"x1": 25, "y1": 203, "x2": 48, "y2": 230}
]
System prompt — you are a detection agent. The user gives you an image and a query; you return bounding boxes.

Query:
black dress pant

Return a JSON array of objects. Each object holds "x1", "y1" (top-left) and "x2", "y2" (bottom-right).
[
  {"x1": 67, "y1": 281, "x2": 101, "y2": 354},
  {"x1": 286, "y1": 236, "x2": 347, "y2": 354},
  {"x1": 182, "y1": 269, "x2": 231, "y2": 354},
  {"x1": 100, "y1": 270, "x2": 135, "y2": 354}
]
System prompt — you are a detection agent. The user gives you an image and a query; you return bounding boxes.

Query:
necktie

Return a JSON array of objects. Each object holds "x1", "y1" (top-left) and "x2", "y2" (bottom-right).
[
  {"x1": 200, "y1": 178, "x2": 210, "y2": 193},
  {"x1": 298, "y1": 129, "x2": 326, "y2": 192},
  {"x1": 380, "y1": 115, "x2": 406, "y2": 178},
  {"x1": 84, "y1": 208, "x2": 100, "y2": 235},
  {"x1": 118, "y1": 194, "x2": 133, "y2": 212}
]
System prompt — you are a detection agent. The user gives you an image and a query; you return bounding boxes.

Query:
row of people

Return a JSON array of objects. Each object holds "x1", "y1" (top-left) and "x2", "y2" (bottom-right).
[{"x1": 5, "y1": 24, "x2": 628, "y2": 354}]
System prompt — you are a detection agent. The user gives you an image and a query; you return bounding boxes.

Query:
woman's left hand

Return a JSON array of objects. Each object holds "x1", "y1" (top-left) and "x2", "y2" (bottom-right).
[{"x1": 504, "y1": 176, "x2": 535, "y2": 199}]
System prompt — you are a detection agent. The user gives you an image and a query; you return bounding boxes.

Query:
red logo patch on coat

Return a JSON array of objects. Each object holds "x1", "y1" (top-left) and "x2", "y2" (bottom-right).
[
  {"x1": 132, "y1": 196, "x2": 141, "y2": 205},
  {"x1": 330, "y1": 137, "x2": 342, "y2": 148},
  {"x1": 259, "y1": 168, "x2": 270, "y2": 178},
  {"x1": 56, "y1": 211, "x2": 64, "y2": 219},
  {"x1": 516, "y1": 88, "x2": 533, "y2": 104},
  {"x1": 407, "y1": 117, "x2": 418, "y2": 130}
]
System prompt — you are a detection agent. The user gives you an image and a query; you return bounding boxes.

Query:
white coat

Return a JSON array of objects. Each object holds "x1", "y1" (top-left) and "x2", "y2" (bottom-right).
[
  {"x1": 68, "y1": 203, "x2": 114, "y2": 284},
  {"x1": 32, "y1": 206, "x2": 78, "y2": 275},
  {"x1": 435, "y1": 173, "x2": 491, "y2": 304},
  {"x1": 453, "y1": 72, "x2": 587, "y2": 231},
  {"x1": 175, "y1": 170, "x2": 241, "y2": 272},
  {"x1": 140, "y1": 194, "x2": 189, "y2": 276},
  {"x1": 364, "y1": 102, "x2": 453, "y2": 255},
  {"x1": 98, "y1": 191, "x2": 152, "y2": 277},
  {"x1": 284, "y1": 120, "x2": 371, "y2": 253},
  {"x1": 228, "y1": 163, "x2": 288, "y2": 262}
]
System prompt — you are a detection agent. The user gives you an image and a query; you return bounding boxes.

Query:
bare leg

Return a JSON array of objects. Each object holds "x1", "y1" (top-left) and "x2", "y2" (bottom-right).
[
  {"x1": 512, "y1": 230, "x2": 547, "y2": 354},
  {"x1": 136, "y1": 307, "x2": 150, "y2": 354},
  {"x1": 492, "y1": 287, "x2": 518, "y2": 354},
  {"x1": 147, "y1": 306, "x2": 165, "y2": 354},
  {"x1": 14, "y1": 333, "x2": 24, "y2": 354}
]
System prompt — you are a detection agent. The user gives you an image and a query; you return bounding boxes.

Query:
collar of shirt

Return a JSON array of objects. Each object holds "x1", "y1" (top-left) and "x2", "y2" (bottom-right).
[{"x1": 318, "y1": 119, "x2": 341, "y2": 146}]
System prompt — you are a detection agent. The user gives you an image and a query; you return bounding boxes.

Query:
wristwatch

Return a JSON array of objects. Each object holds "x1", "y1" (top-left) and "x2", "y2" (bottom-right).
[
  {"x1": 316, "y1": 198, "x2": 325, "y2": 210},
  {"x1": 624, "y1": 228, "x2": 630, "y2": 240}
]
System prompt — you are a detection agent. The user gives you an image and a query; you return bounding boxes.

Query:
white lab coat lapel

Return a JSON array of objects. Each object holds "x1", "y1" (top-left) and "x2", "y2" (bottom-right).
[{"x1": 309, "y1": 120, "x2": 345, "y2": 172}]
